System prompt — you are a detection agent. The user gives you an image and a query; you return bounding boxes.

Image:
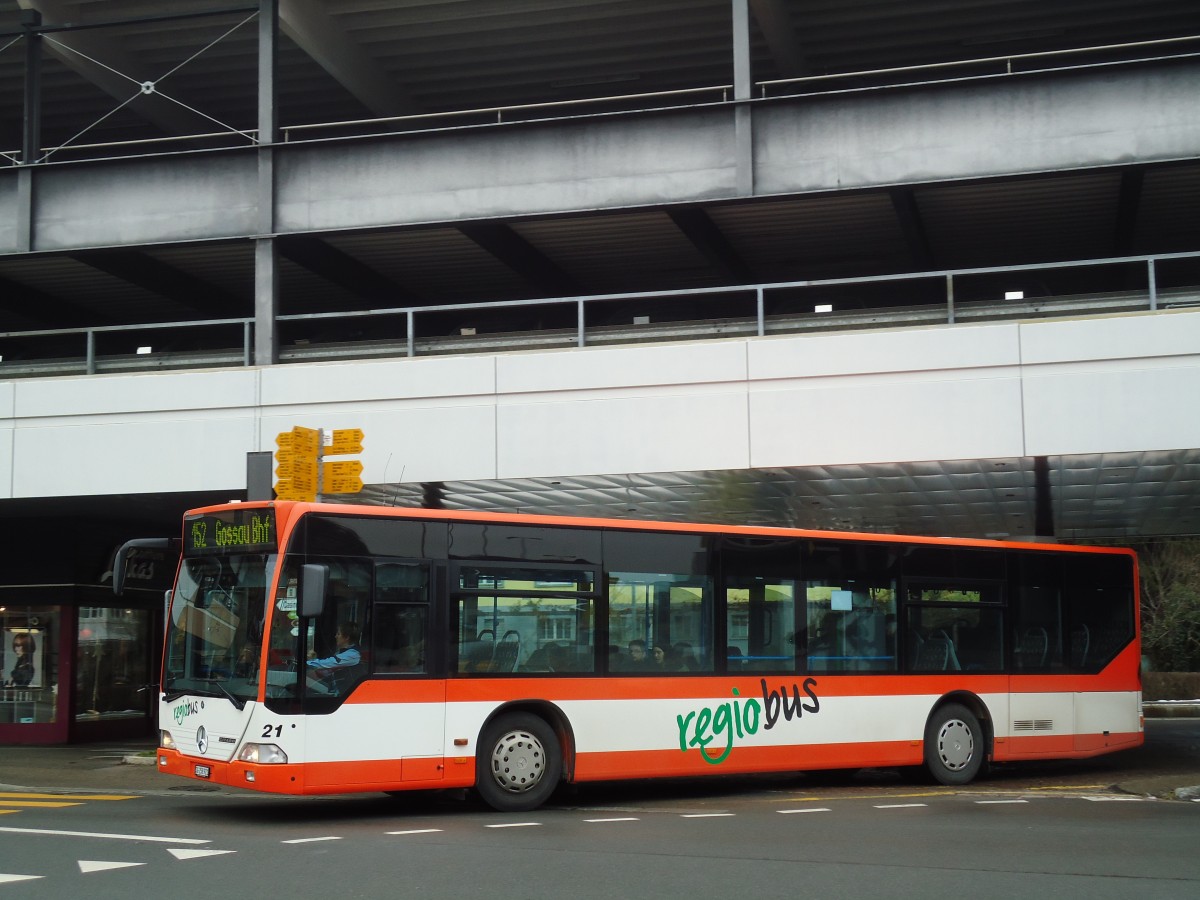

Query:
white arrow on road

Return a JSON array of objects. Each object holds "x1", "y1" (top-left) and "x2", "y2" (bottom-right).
[
  {"x1": 79, "y1": 860, "x2": 146, "y2": 874},
  {"x1": 168, "y1": 848, "x2": 236, "y2": 861}
]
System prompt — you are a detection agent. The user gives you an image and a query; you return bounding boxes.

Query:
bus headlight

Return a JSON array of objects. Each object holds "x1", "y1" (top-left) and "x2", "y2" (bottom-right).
[
  {"x1": 160, "y1": 730, "x2": 176, "y2": 750},
  {"x1": 237, "y1": 743, "x2": 288, "y2": 764}
]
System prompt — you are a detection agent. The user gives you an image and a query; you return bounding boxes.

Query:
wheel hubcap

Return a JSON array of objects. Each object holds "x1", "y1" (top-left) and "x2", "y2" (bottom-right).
[
  {"x1": 937, "y1": 719, "x2": 974, "y2": 771},
  {"x1": 490, "y1": 729, "x2": 546, "y2": 794}
]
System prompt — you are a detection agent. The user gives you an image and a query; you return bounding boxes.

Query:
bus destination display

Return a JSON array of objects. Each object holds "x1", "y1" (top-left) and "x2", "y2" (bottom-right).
[{"x1": 185, "y1": 509, "x2": 277, "y2": 556}]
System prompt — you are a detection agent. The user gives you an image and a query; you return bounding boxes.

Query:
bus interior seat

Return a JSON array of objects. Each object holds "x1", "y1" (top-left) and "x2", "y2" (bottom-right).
[
  {"x1": 491, "y1": 630, "x2": 521, "y2": 673},
  {"x1": 916, "y1": 631, "x2": 960, "y2": 672},
  {"x1": 460, "y1": 641, "x2": 494, "y2": 672},
  {"x1": 1015, "y1": 626, "x2": 1049, "y2": 669},
  {"x1": 1070, "y1": 624, "x2": 1090, "y2": 668}
]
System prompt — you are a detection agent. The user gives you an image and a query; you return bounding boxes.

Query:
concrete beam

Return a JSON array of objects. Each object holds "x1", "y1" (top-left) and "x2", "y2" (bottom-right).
[{"x1": 2, "y1": 61, "x2": 1195, "y2": 253}]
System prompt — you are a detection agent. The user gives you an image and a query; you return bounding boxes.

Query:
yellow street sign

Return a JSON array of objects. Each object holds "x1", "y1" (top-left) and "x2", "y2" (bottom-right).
[
  {"x1": 325, "y1": 476, "x2": 364, "y2": 494},
  {"x1": 274, "y1": 481, "x2": 317, "y2": 502},
  {"x1": 325, "y1": 428, "x2": 364, "y2": 456},
  {"x1": 275, "y1": 459, "x2": 318, "y2": 482},
  {"x1": 280, "y1": 465, "x2": 317, "y2": 490},
  {"x1": 322, "y1": 460, "x2": 363, "y2": 479},
  {"x1": 276, "y1": 426, "x2": 320, "y2": 454}
]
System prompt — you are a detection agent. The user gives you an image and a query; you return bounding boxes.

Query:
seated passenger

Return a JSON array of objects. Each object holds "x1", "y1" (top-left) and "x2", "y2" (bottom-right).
[{"x1": 626, "y1": 639, "x2": 648, "y2": 670}]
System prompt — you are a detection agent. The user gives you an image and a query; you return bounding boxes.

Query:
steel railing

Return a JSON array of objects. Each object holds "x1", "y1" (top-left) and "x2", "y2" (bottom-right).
[{"x1": 1, "y1": 251, "x2": 1196, "y2": 378}]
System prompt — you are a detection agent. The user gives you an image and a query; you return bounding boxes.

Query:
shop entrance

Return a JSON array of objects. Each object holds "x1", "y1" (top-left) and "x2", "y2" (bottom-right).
[{"x1": 0, "y1": 586, "x2": 162, "y2": 744}]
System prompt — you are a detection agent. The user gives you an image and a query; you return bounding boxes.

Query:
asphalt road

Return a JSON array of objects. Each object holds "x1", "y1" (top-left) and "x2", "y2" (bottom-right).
[{"x1": 0, "y1": 720, "x2": 1197, "y2": 899}]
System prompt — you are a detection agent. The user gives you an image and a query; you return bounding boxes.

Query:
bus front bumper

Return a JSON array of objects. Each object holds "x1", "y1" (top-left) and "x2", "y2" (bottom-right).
[{"x1": 156, "y1": 747, "x2": 304, "y2": 793}]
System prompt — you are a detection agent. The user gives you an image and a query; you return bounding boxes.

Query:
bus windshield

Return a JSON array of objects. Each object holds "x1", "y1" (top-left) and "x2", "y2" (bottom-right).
[{"x1": 164, "y1": 553, "x2": 273, "y2": 707}]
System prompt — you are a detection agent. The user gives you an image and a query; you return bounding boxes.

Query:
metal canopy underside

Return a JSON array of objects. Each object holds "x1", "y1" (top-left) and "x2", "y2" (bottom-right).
[{"x1": 346, "y1": 450, "x2": 1200, "y2": 542}]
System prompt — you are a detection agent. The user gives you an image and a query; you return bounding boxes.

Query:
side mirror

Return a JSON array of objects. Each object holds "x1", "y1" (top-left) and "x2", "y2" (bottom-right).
[
  {"x1": 113, "y1": 537, "x2": 178, "y2": 595},
  {"x1": 300, "y1": 564, "x2": 329, "y2": 619}
]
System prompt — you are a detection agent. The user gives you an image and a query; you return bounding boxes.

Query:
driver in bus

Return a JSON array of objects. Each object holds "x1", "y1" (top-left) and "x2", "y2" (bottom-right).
[{"x1": 306, "y1": 622, "x2": 362, "y2": 672}]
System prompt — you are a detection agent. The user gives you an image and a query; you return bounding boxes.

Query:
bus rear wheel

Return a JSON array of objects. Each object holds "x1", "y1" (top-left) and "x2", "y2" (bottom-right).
[
  {"x1": 476, "y1": 712, "x2": 562, "y2": 812},
  {"x1": 924, "y1": 703, "x2": 984, "y2": 785}
]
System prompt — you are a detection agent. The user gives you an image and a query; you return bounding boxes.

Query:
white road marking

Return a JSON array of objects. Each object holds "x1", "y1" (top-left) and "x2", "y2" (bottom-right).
[
  {"x1": 0, "y1": 826, "x2": 208, "y2": 844},
  {"x1": 79, "y1": 860, "x2": 145, "y2": 874},
  {"x1": 282, "y1": 836, "x2": 343, "y2": 844},
  {"x1": 778, "y1": 808, "x2": 831, "y2": 814},
  {"x1": 874, "y1": 803, "x2": 928, "y2": 809},
  {"x1": 485, "y1": 822, "x2": 540, "y2": 828},
  {"x1": 1083, "y1": 796, "x2": 1152, "y2": 802},
  {"x1": 584, "y1": 817, "x2": 640, "y2": 823},
  {"x1": 681, "y1": 813, "x2": 735, "y2": 818},
  {"x1": 975, "y1": 799, "x2": 1029, "y2": 805},
  {"x1": 0, "y1": 874, "x2": 43, "y2": 884},
  {"x1": 168, "y1": 848, "x2": 236, "y2": 861},
  {"x1": 386, "y1": 829, "x2": 444, "y2": 835}
]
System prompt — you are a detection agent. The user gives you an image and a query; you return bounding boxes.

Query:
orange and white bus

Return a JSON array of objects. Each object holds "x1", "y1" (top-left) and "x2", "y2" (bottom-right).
[{"x1": 119, "y1": 500, "x2": 1143, "y2": 811}]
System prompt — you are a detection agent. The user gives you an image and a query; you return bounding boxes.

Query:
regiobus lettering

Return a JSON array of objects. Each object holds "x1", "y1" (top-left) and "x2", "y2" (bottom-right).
[
  {"x1": 677, "y1": 679, "x2": 821, "y2": 765},
  {"x1": 172, "y1": 699, "x2": 204, "y2": 726}
]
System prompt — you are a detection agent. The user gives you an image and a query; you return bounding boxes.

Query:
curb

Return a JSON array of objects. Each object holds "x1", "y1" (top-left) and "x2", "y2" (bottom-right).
[{"x1": 1142, "y1": 702, "x2": 1200, "y2": 718}]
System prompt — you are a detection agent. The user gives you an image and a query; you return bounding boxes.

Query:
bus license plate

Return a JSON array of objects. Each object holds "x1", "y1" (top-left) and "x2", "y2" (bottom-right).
[{"x1": 194, "y1": 765, "x2": 211, "y2": 778}]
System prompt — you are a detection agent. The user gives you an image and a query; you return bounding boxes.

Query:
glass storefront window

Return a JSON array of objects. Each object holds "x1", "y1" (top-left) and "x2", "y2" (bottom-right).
[
  {"x1": 0, "y1": 606, "x2": 58, "y2": 725},
  {"x1": 75, "y1": 607, "x2": 151, "y2": 721}
]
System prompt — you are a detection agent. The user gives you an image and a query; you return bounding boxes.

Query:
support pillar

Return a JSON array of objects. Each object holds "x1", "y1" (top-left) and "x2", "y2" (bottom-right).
[
  {"x1": 254, "y1": 0, "x2": 280, "y2": 366},
  {"x1": 732, "y1": 0, "x2": 754, "y2": 197}
]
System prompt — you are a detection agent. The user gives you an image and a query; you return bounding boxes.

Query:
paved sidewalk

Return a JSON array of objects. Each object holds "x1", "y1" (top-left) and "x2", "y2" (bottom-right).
[{"x1": 0, "y1": 741, "x2": 173, "y2": 795}]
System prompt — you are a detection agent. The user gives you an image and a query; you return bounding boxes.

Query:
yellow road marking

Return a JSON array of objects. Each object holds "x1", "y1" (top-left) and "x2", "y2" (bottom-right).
[
  {"x1": 0, "y1": 793, "x2": 137, "y2": 802},
  {"x1": 0, "y1": 802, "x2": 82, "y2": 809},
  {"x1": 784, "y1": 789, "x2": 955, "y2": 802},
  {"x1": 0, "y1": 810, "x2": 19, "y2": 816}
]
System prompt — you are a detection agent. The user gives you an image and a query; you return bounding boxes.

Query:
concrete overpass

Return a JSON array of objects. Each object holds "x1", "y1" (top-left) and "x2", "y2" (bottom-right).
[{"x1": 3, "y1": 299, "x2": 1198, "y2": 540}]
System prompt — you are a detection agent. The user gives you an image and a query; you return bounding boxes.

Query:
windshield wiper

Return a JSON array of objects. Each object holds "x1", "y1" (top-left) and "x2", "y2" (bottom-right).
[{"x1": 197, "y1": 678, "x2": 247, "y2": 710}]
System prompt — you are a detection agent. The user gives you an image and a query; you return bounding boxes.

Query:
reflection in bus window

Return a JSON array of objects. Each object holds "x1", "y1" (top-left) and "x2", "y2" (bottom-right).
[
  {"x1": 725, "y1": 577, "x2": 796, "y2": 672},
  {"x1": 454, "y1": 563, "x2": 596, "y2": 675},
  {"x1": 608, "y1": 572, "x2": 713, "y2": 673},
  {"x1": 805, "y1": 580, "x2": 897, "y2": 673},
  {"x1": 165, "y1": 554, "x2": 270, "y2": 705}
]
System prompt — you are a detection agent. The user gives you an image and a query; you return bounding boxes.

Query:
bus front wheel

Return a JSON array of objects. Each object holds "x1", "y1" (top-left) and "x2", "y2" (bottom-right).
[
  {"x1": 476, "y1": 712, "x2": 562, "y2": 812},
  {"x1": 924, "y1": 703, "x2": 984, "y2": 785}
]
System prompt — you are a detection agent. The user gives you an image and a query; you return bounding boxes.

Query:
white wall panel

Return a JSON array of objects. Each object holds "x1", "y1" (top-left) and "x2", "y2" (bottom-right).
[
  {"x1": 14, "y1": 369, "x2": 260, "y2": 417},
  {"x1": 1022, "y1": 360, "x2": 1200, "y2": 455},
  {"x1": 749, "y1": 371, "x2": 1026, "y2": 467},
  {"x1": 749, "y1": 324, "x2": 1020, "y2": 380},
  {"x1": 1019, "y1": 309, "x2": 1200, "y2": 364},
  {"x1": 259, "y1": 355, "x2": 496, "y2": 405},
  {"x1": 497, "y1": 390, "x2": 749, "y2": 478},
  {"x1": 1019, "y1": 311, "x2": 1200, "y2": 455},
  {"x1": 496, "y1": 341, "x2": 747, "y2": 393},
  {"x1": 13, "y1": 414, "x2": 255, "y2": 496}
]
